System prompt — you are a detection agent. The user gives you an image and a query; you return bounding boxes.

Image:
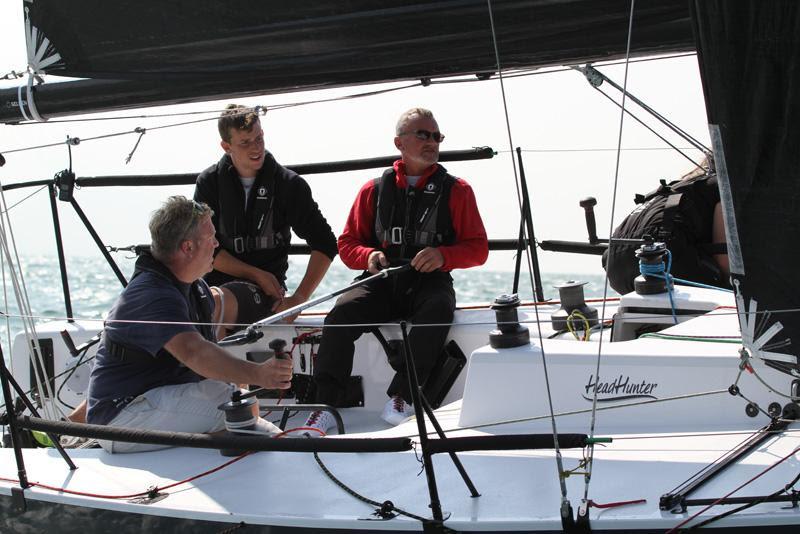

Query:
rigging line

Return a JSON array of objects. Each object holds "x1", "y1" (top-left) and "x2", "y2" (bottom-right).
[
  {"x1": 0, "y1": 308, "x2": 792, "y2": 331},
  {"x1": 3, "y1": 51, "x2": 696, "y2": 130},
  {"x1": 4, "y1": 102, "x2": 268, "y2": 125},
  {"x1": 5, "y1": 81, "x2": 421, "y2": 127},
  {"x1": 0, "y1": 183, "x2": 59, "y2": 419},
  {"x1": 638, "y1": 333, "x2": 740, "y2": 343},
  {"x1": 0, "y1": 354, "x2": 96, "y2": 414},
  {"x1": 2, "y1": 304, "x2": 799, "y2": 331},
  {"x1": 585, "y1": 0, "x2": 637, "y2": 505},
  {"x1": 261, "y1": 82, "x2": 421, "y2": 110},
  {"x1": 401, "y1": 388, "x2": 729, "y2": 439},
  {"x1": 583, "y1": 66, "x2": 710, "y2": 153},
  {"x1": 666, "y1": 443, "x2": 800, "y2": 533},
  {"x1": 6, "y1": 108, "x2": 227, "y2": 123},
  {"x1": 3, "y1": 54, "x2": 695, "y2": 128},
  {"x1": 423, "y1": 409, "x2": 800, "y2": 442},
  {"x1": 1, "y1": 115, "x2": 217, "y2": 155},
  {"x1": 502, "y1": 146, "x2": 703, "y2": 153},
  {"x1": 1, "y1": 138, "x2": 74, "y2": 154},
  {"x1": 0, "y1": 238, "x2": 11, "y2": 401},
  {"x1": 427, "y1": 51, "x2": 699, "y2": 85},
  {"x1": 687, "y1": 471, "x2": 800, "y2": 530},
  {"x1": 0, "y1": 309, "x2": 505, "y2": 330},
  {"x1": 592, "y1": 84, "x2": 701, "y2": 169},
  {"x1": 747, "y1": 365, "x2": 800, "y2": 402},
  {"x1": 604, "y1": 426, "x2": 800, "y2": 442},
  {"x1": 0, "y1": 184, "x2": 47, "y2": 214},
  {"x1": 485, "y1": 0, "x2": 569, "y2": 501}
]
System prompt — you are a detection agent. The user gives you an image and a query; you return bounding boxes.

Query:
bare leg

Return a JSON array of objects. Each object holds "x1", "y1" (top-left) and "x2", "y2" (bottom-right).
[
  {"x1": 211, "y1": 286, "x2": 239, "y2": 340},
  {"x1": 67, "y1": 399, "x2": 87, "y2": 423}
]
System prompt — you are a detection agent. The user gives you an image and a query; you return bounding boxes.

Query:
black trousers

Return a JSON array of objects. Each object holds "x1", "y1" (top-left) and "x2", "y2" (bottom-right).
[{"x1": 313, "y1": 270, "x2": 455, "y2": 406}]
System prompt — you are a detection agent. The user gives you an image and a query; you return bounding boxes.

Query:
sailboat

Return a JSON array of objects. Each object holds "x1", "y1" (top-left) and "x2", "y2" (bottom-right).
[{"x1": 2, "y1": 0, "x2": 800, "y2": 532}]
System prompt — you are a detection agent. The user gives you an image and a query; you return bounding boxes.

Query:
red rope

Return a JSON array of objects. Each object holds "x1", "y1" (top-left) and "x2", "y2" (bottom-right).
[
  {"x1": 0, "y1": 451, "x2": 253, "y2": 500},
  {"x1": 588, "y1": 498, "x2": 646, "y2": 509},
  {"x1": 274, "y1": 426, "x2": 325, "y2": 438}
]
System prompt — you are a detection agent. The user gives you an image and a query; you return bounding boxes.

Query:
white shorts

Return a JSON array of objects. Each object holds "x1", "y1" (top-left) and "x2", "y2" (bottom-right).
[{"x1": 99, "y1": 379, "x2": 237, "y2": 454}]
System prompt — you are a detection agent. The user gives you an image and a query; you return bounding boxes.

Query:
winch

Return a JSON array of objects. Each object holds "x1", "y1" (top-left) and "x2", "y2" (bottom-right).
[
  {"x1": 488, "y1": 294, "x2": 529, "y2": 348},
  {"x1": 550, "y1": 280, "x2": 598, "y2": 332}
]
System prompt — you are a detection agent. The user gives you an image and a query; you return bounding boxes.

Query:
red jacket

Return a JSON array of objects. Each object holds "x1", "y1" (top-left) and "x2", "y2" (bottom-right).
[{"x1": 339, "y1": 160, "x2": 488, "y2": 271}]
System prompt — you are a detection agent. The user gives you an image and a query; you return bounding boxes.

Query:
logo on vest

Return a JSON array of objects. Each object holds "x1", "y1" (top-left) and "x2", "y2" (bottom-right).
[
  {"x1": 257, "y1": 186, "x2": 268, "y2": 198},
  {"x1": 424, "y1": 182, "x2": 437, "y2": 193},
  {"x1": 582, "y1": 374, "x2": 659, "y2": 402}
]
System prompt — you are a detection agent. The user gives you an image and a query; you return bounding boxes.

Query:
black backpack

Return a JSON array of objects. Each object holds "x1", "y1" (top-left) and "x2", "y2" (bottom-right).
[{"x1": 602, "y1": 172, "x2": 727, "y2": 294}]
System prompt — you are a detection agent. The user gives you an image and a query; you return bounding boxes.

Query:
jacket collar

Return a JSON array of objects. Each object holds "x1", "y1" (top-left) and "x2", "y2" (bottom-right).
[{"x1": 393, "y1": 159, "x2": 439, "y2": 189}]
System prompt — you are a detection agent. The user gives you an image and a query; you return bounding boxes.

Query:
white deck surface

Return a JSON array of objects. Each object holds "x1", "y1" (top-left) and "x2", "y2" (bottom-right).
[{"x1": 4, "y1": 288, "x2": 800, "y2": 531}]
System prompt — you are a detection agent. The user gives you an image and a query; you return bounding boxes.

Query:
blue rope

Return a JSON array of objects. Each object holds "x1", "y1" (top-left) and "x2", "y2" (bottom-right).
[
  {"x1": 670, "y1": 276, "x2": 734, "y2": 293},
  {"x1": 639, "y1": 250, "x2": 678, "y2": 324},
  {"x1": 638, "y1": 249, "x2": 735, "y2": 324}
]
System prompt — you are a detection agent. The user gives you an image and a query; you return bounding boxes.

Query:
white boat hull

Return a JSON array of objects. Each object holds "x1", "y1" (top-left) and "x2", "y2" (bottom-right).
[{"x1": 3, "y1": 286, "x2": 800, "y2": 532}]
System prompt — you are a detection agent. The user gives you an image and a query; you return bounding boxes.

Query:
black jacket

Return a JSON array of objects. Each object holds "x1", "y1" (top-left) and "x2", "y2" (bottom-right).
[{"x1": 195, "y1": 151, "x2": 337, "y2": 286}]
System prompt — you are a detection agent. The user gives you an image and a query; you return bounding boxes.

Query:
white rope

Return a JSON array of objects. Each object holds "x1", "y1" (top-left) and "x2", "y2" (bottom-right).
[
  {"x1": 25, "y1": 74, "x2": 46, "y2": 123},
  {"x1": 583, "y1": 0, "x2": 637, "y2": 504},
  {"x1": 484, "y1": 0, "x2": 574, "y2": 507},
  {"x1": 0, "y1": 181, "x2": 60, "y2": 419}
]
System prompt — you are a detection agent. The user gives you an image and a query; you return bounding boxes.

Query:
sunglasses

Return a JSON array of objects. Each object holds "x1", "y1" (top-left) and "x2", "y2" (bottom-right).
[
  {"x1": 190, "y1": 199, "x2": 205, "y2": 215},
  {"x1": 399, "y1": 129, "x2": 445, "y2": 143},
  {"x1": 182, "y1": 200, "x2": 207, "y2": 241}
]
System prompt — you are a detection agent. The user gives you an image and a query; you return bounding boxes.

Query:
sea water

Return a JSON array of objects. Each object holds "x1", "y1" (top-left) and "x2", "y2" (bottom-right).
[{"x1": 0, "y1": 255, "x2": 616, "y2": 362}]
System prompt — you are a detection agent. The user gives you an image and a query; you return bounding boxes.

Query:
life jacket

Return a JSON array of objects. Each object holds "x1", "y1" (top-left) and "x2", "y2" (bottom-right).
[
  {"x1": 602, "y1": 171, "x2": 728, "y2": 294},
  {"x1": 373, "y1": 165, "x2": 456, "y2": 261},
  {"x1": 216, "y1": 155, "x2": 290, "y2": 255},
  {"x1": 105, "y1": 252, "x2": 216, "y2": 363}
]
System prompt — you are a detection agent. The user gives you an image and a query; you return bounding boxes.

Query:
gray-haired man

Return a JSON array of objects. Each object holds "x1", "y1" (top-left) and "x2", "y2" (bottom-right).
[{"x1": 86, "y1": 196, "x2": 293, "y2": 453}]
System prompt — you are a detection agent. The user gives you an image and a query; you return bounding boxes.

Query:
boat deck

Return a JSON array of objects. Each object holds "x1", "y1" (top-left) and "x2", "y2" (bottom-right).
[{"x1": 2, "y1": 410, "x2": 800, "y2": 532}]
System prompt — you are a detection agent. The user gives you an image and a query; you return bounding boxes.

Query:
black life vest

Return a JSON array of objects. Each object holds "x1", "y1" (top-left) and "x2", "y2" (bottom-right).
[
  {"x1": 216, "y1": 154, "x2": 290, "y2": 255},
  {"x1": 373, "y1": 165, "x2": 456, "y2": 261},
  {"x1": 105, "y1": 252, "x2": 216, "y2": 362},
  {"x1": 602, "y1": 171, "x2": 728, "y2": 294}
]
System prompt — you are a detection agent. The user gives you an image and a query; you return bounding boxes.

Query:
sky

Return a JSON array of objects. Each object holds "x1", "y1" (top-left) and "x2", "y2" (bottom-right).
[{"x1": 0, "y1": 2, "x2": 711, "y2": 279}]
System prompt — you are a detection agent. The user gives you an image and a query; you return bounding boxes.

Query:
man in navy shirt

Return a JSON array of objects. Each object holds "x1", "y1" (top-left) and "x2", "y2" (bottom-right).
[{"x1": 86, "y1": 196, "x2": 293, "y2": 453}]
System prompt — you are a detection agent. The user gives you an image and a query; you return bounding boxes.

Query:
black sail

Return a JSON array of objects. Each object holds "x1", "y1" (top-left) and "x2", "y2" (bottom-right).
[
  {"x1": 691, "y1": 0, "x2": 800, "y2": 374},
  {"x1": 2, "y1": 0, "x2": 693, "y2": 122}
]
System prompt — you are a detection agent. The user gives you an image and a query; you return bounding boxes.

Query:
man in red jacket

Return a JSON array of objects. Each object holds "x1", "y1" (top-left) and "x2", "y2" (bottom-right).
[{"x1": 305, "y1": 108, "x2": 488, "y2": 433}]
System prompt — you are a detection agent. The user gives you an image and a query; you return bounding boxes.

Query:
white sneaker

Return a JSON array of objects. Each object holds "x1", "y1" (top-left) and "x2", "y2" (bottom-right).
[
  {"x1": 254, "y1": 417, "x2": 282, "y2": 436},
  {"x1": 303, "y1": 410, "x2": 336, "y2": 437},
  {"x1": 381, "y1": 396, "x2": 415, "y2": 426}
]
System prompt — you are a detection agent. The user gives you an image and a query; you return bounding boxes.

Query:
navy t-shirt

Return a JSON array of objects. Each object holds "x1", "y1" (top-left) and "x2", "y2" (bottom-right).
[{"x1": 86, "y1": 268, "x2": 215, "y2": 425}]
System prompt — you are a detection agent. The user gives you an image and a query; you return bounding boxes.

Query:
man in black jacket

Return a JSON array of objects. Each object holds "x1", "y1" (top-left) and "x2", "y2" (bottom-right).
[{"x1": 194, "y1": 105, "x2": 337, "y2": 332}]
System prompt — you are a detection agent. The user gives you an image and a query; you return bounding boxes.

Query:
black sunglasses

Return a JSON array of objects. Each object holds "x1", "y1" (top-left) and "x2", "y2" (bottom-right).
[{"x1": 400, "y1": 129, "x2": 445, "y2": 143}]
